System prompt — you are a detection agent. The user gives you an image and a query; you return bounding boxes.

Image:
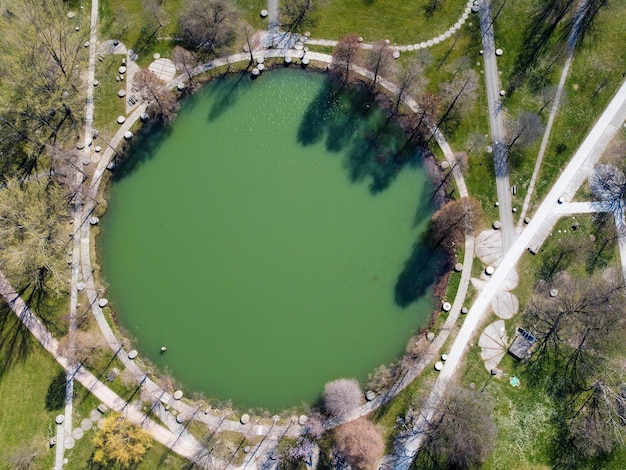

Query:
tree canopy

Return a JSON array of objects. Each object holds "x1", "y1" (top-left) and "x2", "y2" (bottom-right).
[
  {"x1": 178, "y1": 0, "x2": 240, "y2": 60},
  {"x1": 0, "y1": 0, "x2": 87, "y2": 179},
  {"x1": 0, "y1": 177, "x2": 70, "y2": 298},
  {"x1": 92, "y1": 413, "x2": 152, "y2": 469}
]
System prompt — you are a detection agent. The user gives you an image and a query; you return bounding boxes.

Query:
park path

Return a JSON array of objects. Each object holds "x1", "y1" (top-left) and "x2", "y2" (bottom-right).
[
  {"x1": 391, "y1": 76, "x2": 626, "y2": 468},
  {"x1": 517, "y1": 0, "x2": 590, "y2": 227},
  {"x1": 73, "y1": 44, "x2": 476, "y2": 453},
  {"x1": 267, "y1": 0, "x2": 279, "y2": 32},
  {"x1": 0, "y1": 270, "x2": 203, "y2": 465},
  {"x1": 31, "y1": 3, "x2": 488, "y2": 465},
  {"x1": 55, "y1": 0, "x2": 102, "y2": 467},
  {"x1": 478, "y1": 0, "x2": 515, "y2": 251}
]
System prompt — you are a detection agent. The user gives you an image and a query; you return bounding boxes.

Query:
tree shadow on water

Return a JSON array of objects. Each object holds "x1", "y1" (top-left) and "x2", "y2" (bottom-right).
[
  {"x1": 297, "y1": 79, "x2": 425, "y2": 194},
  {"x1": 111, "y1": 121, "x2": 173, "y2": 182},
  {"x1": 395, "y1": 235, "x2": 449, "y2": 308},
  {"x1": 297, "y1": 81, "x2": 363, "y2": 150},
  {"x1": 206, "y1": 71, "x2": 251, "y2": 122}
]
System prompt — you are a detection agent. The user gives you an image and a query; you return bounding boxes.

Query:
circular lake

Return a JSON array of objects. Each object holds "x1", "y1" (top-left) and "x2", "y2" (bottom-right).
[{"x1": 99, "y1": 68, "x2": 438, "y2": 410}]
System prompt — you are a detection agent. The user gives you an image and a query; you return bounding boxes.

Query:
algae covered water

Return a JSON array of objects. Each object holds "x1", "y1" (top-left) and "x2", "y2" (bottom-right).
[{"x1": 100, "y1": 69, "x2": 438, "y2": 410}]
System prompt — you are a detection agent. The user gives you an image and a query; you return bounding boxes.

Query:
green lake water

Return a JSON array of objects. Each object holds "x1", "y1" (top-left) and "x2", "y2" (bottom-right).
[{"x1": 99, "y1": 69, "x2": 437, "y2": 410}]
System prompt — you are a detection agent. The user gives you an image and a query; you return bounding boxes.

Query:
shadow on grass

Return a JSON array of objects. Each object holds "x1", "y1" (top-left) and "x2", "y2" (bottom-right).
[
  {"x1": 0, "y1": 301, "x2": 32, "y2": 380},
  {"x1": 45, "y1": 369, "x2": 67, "y2": 411}
]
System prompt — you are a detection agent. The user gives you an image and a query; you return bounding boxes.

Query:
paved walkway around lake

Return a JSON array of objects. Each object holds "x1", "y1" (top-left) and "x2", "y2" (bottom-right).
[
  {"x1": 55, "y1": 0, "x2": 102, "y2": 467},
  {"x1": 33, "y1": 1, "x2": 486, "y2": 462},
  {"x1": 24, "y1": 0, "x2": 615, "y2": 467},
  {"x1": 62, "y1": 43, "x2": 479, "y2": 467}
]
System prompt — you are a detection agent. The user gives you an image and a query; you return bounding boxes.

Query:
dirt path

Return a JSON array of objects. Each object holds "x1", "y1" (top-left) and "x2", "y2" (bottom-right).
[{"x1": 517, "y1": 0, "x2": 590, "y2": 227}]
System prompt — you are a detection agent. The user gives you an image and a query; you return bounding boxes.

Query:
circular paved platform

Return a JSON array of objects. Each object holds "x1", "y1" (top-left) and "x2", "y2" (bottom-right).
[
  {"x1": 148, "y1": 58, "x2": 177, "y2": 82},
  {"x1": 479, "y1": 320, "x2": 509, "y2": 372},
  {"x1": 491, "y1": 291, "x2": 519, "y2": 319},
  {"x1": 475, "y1": 229, "x2": 503, "y2": 267}
]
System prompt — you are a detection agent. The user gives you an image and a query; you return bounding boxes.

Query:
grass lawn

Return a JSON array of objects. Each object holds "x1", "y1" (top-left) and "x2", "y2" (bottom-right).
[
  {"x1": 0, "y1": 312, "x2": 63, "y2": 470},
  {"x1": 93, "y1": 53, "x2": 128, "y2": 140},
  {"x1": 309, "y1": 0, "x2": 466, "y2": 44},
  {"x1": 491, "y1": 0, "x2": 626, "y2": 216},
  {"x1": 458, "y1": 206, "x2": 624, "y2": 468},
  {"x1": 460, "y1": 347, "x2": 557, "y2": 470}
]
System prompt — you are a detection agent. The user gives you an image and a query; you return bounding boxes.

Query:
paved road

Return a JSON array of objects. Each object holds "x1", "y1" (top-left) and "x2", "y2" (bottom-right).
[
  {"x1": 479, "y1": 0, "x2": 515, "y2": 251},
  {"x1": 268, "y1": 0, "x2": 279, "y2": 32},
  {"x1": 393, "y1": 76, "x2": 626, "y2": 469},
  {"x1": 55, "y1": 0, "x2": 102, "y2": 467}
]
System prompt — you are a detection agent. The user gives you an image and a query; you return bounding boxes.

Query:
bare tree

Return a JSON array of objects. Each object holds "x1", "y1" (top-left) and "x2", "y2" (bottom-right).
[
  {"x1": 436, "y1": 69, "x2": 479, "y2": 131},
  {"x1": 589, "y1": 164, "x2": 626, "y2": 224},
  {"x1": 399, "y1": 91, "x2": 441, "y2": 148},
  {"x1": 430, "y1": 197, "x2": 483, "y2": 255},
  {"x1": 179, "y1": 0, "x2": 240, "y2": 60},
  {"x1": 565, "y1": 377, "x2": 626, "y2": 461},
  {"x1": 172, "y1": 46, "x2": 198, "y2": 92},
  {"x1": 334, "y1": 418, "x2": 384, "y2": 470},
  {"x1": 331, "y1": 34, "x2": 362, "y2": 86},
  {"x1": 57, "y1": 330, "x2": 108, "y2": 367},
  {"x1": 7, "y1": 445, "x2": 39, "y2": 470},
  {"x1": 506, "y1": 111, "x2": 545, "y2": 151},
  {"x1": 323, "y1": 378, "x2": 363, "y2": 418},
  {"x1": 303, "y1": 409, "x2": 325, "y2": 439},
  {"x1": 414, "y1": 386, "x2": 496, "y2": 470},
  {"x1": 0, "y1": 0, "x2": 88, "y2": 178},
  {"x1": 286, "y1": 436, "x2": 316, "y2": 467},
  {"x1": 523, "y1": 275, "x2": 625, "y2": 378},
  {"x1": 280, "y1": 0, "x2": 316, "y2": 34},
  {"x1": 366, "y1": 364, "x2": 394, "y2": 393},
  {"x1": 135, "y1": 0, "x2": 168, "y2": 53},
  {"x1": 0, "y1": 177, "x2": 70, "y2": 298},
  {"x1": 132, "y1": 70, "x2": 179, "y2": 122},
  {"x1": 364, "y1": 40, "x2": 395, "y2": 91},
  {"x1": 242, "y1": 24, "x2": 256, "y2": 65},
  {"x1": 392, "y1": 58, "x2": 426, "y2": 115}
]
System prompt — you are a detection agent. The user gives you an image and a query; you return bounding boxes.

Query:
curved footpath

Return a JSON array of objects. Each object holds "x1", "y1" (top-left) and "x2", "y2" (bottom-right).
[
  {"x1": 517, "y1": 0, "x2": 589, "y2": 227},
  {"x1": 10, "y1": 36, "x2": 478, "y2": 470},
  {"x1": 0, "y1": 270, "x2": 202, "y2": 464},
  {"x1": 80, "y1": 48, "x2": 475, "y2": 436}
]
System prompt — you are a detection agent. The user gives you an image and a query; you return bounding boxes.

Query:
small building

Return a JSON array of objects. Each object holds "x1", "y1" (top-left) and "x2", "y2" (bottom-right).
[{"x1": 508, "y1": 327, "x2": 536, "y2": 361}]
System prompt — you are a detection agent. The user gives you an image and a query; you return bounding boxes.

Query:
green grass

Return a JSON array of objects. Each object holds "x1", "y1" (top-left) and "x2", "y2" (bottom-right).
[
  {"x1": 309, "y1": 0, "x2": 466, "y2": 44},
  {"x1": 373, "y1": 372, "x2": 438, "y2": 450},
  {"x1": 99, "y1": 0, "x2": 183, "y2": 57},
  {"x1": 233, "y1": 0, "x2": 268, "y2": 30},
  {"x1": 0, "y1": 313, "x2": 63, "y2": 470},
  {"x1": 459, "y1": 346, "x2": 557, "y2": 469},
  {"x1": 491, "y1": 0, "x2": 626, "y2": 216},
  {"x1": 93, "y1": 54, "x2": 128, "y2": 140}
]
